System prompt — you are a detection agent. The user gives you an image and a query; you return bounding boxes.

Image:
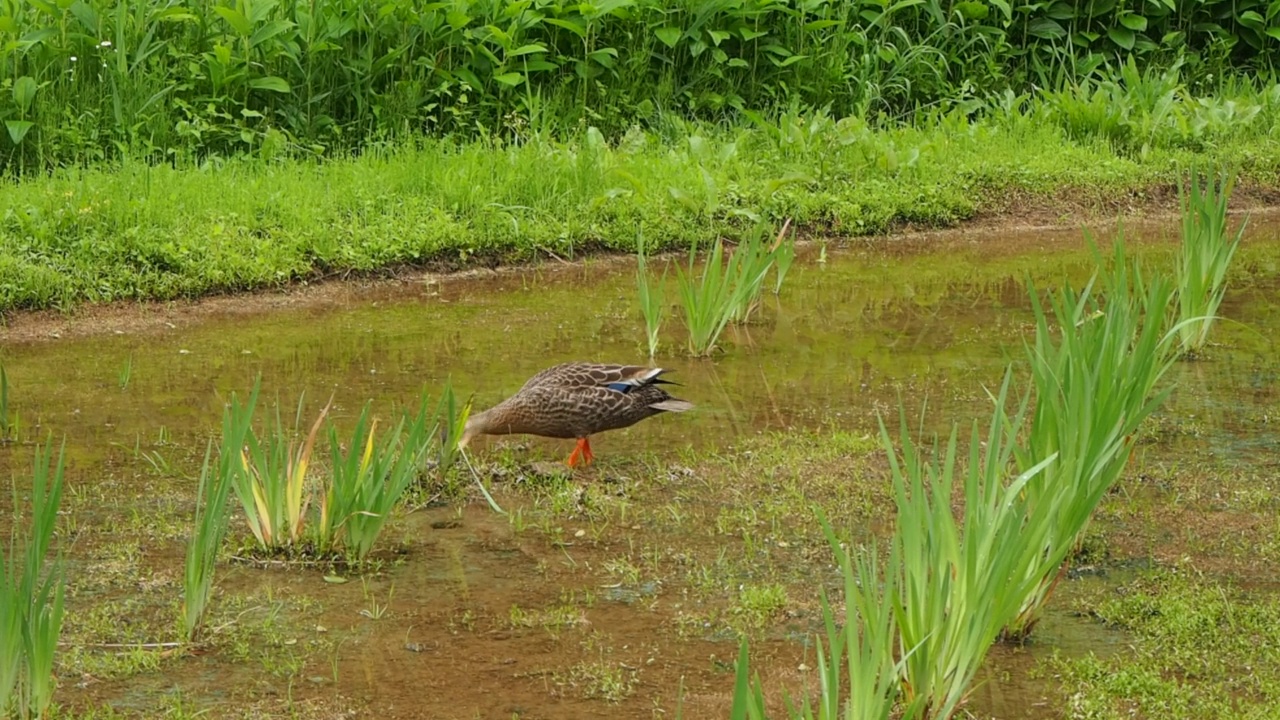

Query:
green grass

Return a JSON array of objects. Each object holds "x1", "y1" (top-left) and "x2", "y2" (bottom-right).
[
  {"x1": 2, "y1": 87, "x2": 1280, "y2": 314},
  {"x1": 182, "y1": 441, "x2": 235, "y2": 643},
  {"x1": 1, "y1": 438, "x2": 68, "y2": 720},
  {"x1": 1175, "y1": 167, "x2": 1246, "y2": 355},
  {"x1": 1005, "y1": 234, "x2": 1180, "y2": 641},
  {"x1": 1053, "y1": 566, "x2": 1280, "y2": 719},
  {"x1": 320, "y1": 398, "x2": 434, "y2": 562},
  {"x1": 635, "y1": 233, "x2": 665, "y2": 359},
  {"x1": 0, "y1": 0, "x2": 1272, "y2": 173}
]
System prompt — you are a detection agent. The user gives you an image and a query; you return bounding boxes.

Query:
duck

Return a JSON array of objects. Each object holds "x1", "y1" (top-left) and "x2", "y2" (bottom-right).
[{"x1": 458, "y1": 362, "x2": 694, "y2": 467}]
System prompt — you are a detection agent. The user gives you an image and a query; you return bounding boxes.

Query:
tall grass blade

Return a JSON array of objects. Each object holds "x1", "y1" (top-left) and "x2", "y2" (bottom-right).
[
  {"x1": 636, "y1": 233, "x2": 666, "y2": 358},
  {"x1": 2, "y1": 437, "x2": 68, "y2": 718}
]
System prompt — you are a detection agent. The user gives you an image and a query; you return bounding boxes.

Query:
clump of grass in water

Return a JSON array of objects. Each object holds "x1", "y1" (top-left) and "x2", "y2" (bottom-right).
[
  {"x1": 677, "y1": 221, "x2": 793, "y2": 357},
  {"x1": 1, "y1": 437, "x2": 68, "y2": 719},
  {"x1": 885, "y1": 371, "x2": 1060, "y2": 718},
  {"x1": 1003, "y1": 233, "x2": 1180, "y2": 642},
  {"x1": 732, "y1": 374, "x2": 1059, "y2": 719},
  {"x1": 635, "y1": 232, "x2": 666, "y2": 359},
  {"x1": 228, "y1": 380, "x2": 331, "y2": 553},
  {"x1": 182, "y1": 439, "x2": 236, "y2": 643},
  {"x1": 318, "y1": 398, "x2": 435, "y2": 562},
  {"x1": 1174, "y1": 167, "x2": 1245, "y2": 357}
]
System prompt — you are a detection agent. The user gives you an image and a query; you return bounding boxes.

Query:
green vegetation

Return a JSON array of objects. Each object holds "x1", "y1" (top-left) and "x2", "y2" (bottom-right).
[
  {"x1": 228, "y1": 384, "x2": 330, "y2": 552},
  {"x1": 1, "y1": 0, "x2": 1274, "y2": 174},
  {"x1": 1174, "y1": 167, "x2": 1246, "y2": 355},
  {"x1": 1, "y1": 438, "x2": 68, "y2": 720},
  {"x1": 1054, "y1": 567, "x2": 1280, "y2": 719},
  {"x1": 677, "y1": 221, "x2": 791, "y2": 356},
  {"x1": 320, "y1": 399, "x2": 433, "y2": 561},
  {"x1": 635, "y1": 235, "x2": 665, "y2": 359},
  {"x1": 734, "y1": 517, "x2": 900, "y2": 720},
  {"x1": 0, "y1": 360, "x2": 11, "y2": 440},
  {"x1": 181, "y1": 442, "x2": 235, "y2": 643},
  {"x1": 0, "y1": 81, "x2": 1277, "y2": 314},
  {"x1": 1006, "y1": 235, "x2": 1180, "y2": 640}
]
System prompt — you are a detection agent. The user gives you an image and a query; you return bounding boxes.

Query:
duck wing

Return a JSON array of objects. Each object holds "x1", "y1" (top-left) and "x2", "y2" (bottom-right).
[{"x1": 519, "y1": 362, "x2": 677, "y2": 393}]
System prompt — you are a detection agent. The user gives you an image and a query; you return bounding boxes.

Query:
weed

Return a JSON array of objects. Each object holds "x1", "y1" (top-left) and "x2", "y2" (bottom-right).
[
  {"x1": 1, "y1": 437, "x2": 68, "y2": 719},
  {"x1": 182, "y1": 440, "x2": 236, "y2": 642},
  {"x1": 1006, "y1": 234, "x2": 1179, "y2": 640},
  {"x1": 1175, "y1": 167, "x2": 1245, "y2": 355}
]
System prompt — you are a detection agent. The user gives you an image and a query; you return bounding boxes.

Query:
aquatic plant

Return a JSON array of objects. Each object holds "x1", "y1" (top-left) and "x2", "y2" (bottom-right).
[
  {"x1": 1, "y1": 437, "x2": 68, "y2": 720},
  {"x1": 319, "y1": 399, "x2": 435, "y2": 562},
  {"x1": 1174, "y1": 167, "x2": 1245, "y2": 356},
  {"x1": 435, "y1": 379, "x2": 472, "y2": 477},
  {"x1": 677, "y1": 222, "x2": 790, "y2": 357},
  {"x1": 227, "y1": 381, "x2": 331, "y2": 552},
  {"x1": 886, "y1": 372, "x2": 1060, "y2": 719},
  {"x1": 732, "y1": 516, "x2": 902, "y2": 720},
  {"x1": 772, "y1": 219, "x2": 797, "y2": 296},
  {"x1": 0, "y1": 360, "x2": 10, "y2": 440},
  {"x1": 1005, "y1": 234, "x2": 1179, "y2": 641},
  {"x1": 182, "y1": 438, "x2": 237, "y2": 643},
  {"x1": 636, "y1": 234, "x2": 666, "y2": 359}
]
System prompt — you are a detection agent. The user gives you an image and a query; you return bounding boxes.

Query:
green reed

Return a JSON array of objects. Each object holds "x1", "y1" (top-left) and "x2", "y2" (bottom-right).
[
  {"x1": 636, "y1": 233, "x2": 666, "y2": 358},
  {"x1": 0, "y1": 360, "x2": 9, "y2": 440},
  {"x1": 1, "y1": 437, "x2": 68, "y2": 720},
  {"x1": 228, "y1": 385, "x2": 331, "y2": 553},
  {"x1": 677, "y1": 223, "x2": 786, "y2": 357},
  {"x1": 182, "y1": 439, "x2": 235, "y2": 643},
  {"x1": 1004, "y1": 233, "x2": 1179, "y2": 641},
  {"x1": 320, "y1": 399, "x2": 435, "y2": 561},
  {"x1": 732, "y1": 516, "x2": 902, "y2": 720},
  {"x1": 886, "y1": 371, "x2": 1060, "y2": 719},
  {"x1": 1175, "y1": 167, "x2": 1245, "y2": 356}
]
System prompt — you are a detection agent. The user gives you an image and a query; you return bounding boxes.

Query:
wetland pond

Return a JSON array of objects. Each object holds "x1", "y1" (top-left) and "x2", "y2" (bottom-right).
[{"x1": 2, "y1": 215, "x2": 1280, "y2": 719}]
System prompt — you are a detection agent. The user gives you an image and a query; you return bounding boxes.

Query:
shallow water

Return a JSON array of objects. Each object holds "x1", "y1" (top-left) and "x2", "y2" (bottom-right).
[{"x1": 2, "y1": 216, "x2": 1279, "y2": 717}]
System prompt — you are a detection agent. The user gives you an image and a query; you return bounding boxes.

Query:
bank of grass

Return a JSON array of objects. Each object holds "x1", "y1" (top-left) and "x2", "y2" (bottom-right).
[{"x1": 2, "y1": 93, "x2": 1280, "y2": 315}]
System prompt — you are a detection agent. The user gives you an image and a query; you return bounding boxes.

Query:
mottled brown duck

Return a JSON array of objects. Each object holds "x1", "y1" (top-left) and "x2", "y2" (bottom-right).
[{"x1": 458, "y1": 362, "x2": 694, "y2": 467}]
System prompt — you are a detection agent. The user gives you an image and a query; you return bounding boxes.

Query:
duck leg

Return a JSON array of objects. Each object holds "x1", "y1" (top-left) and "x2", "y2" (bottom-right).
[{"x1": 566, "y1": 437, "x2": 595, "y2": 468}]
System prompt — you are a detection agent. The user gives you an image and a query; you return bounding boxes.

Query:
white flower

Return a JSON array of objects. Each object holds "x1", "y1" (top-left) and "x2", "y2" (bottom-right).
[
  {"x1": 100, "y1": 40, "x2": 111, "y2": 47},
  {"x1": 70, "y1": 56, "x2": 77, "y2": 61}
]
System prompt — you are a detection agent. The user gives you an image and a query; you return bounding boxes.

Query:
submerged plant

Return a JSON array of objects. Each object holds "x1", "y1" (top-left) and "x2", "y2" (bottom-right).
[
  {"x1": 320, "y1": 399, "x2": 435, "y2": 561},
  {"x1": 0, "y1": 360, "x2": 12, "y2": 440},
  {"x1": 1005, "y1": 233, "x2": 1179, "y2": 641},
  {"x1": 1, "y1": 437, "x2": 68, "y2": 719},
  {"x1": 182, "y1": 440, "x2": 236, "y2": 643},
  {"x1": 1175, "y1": 167, "x2": 1245, "y2": 355}
]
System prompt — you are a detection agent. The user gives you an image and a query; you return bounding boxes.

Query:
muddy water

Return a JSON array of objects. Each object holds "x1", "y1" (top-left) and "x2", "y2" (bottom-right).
[{"x1": 2, "y1": 217, "x2": 1280, "y2": 718}]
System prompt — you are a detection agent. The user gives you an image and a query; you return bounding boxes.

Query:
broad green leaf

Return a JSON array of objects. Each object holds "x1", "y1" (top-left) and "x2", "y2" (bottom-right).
[
  {"x1": 249, "y1": 19, "x2": 295, "y2": 49},
  {"x1": 1108, "y1": 26, "x2": 1135, "y2": 49},
  {"x1": 654, "y1": 26, "x2": 681, "y2": 48},
  {"x1": 5, "y1": 119, "x2": 34, "y2": 145},
  {"x1": 544, "y1": 17, "x2": 586, "y2": 37},
  {"x1": 1240, "y1": 10, "x2": 1266, "y2": 29},
  {"x1": 1268, "y1": 27, "x2": 1280, "y2": 41},
  {"x1": 493, "y1": 72, "x2": 523, "y2": 86},
  {"x1": 509, "y1": 43, "x2": 547, "y2": 57},
  {"x1": 955, "y1": 1, "x2": 989, "y2": 20},
  {"x1": 249, "y1": 76, "x2": 291, "y2": 93},
  {"x1": 1118, "y1": 12, "x2": 1148, "y2": 31},
  {"x1": 1028, "y1": 18, "x2": 1066, "y2": 39},
  {"x1": 13, "y1": 75, "x2": 37, "y2": 112},
  {"x1": 213, "y1": 6, "x2": 251, "y2": 37}
]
